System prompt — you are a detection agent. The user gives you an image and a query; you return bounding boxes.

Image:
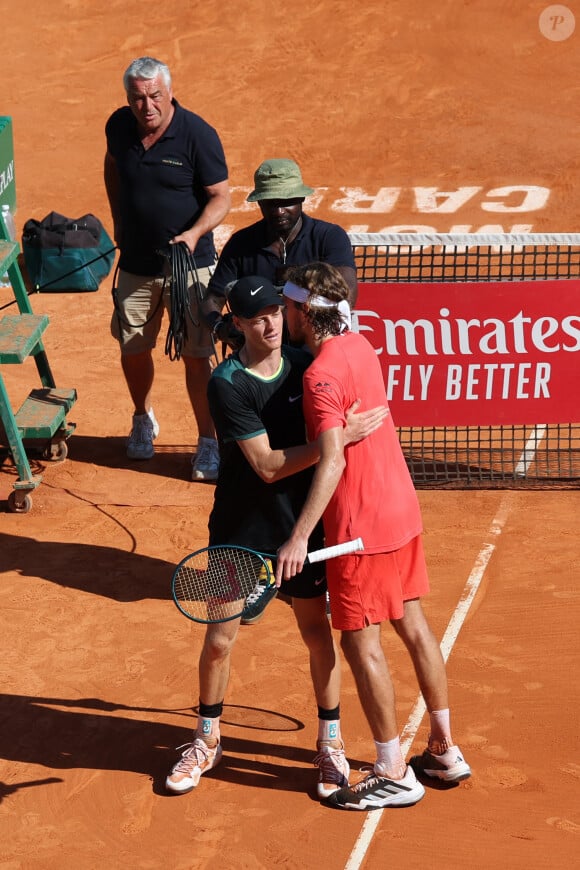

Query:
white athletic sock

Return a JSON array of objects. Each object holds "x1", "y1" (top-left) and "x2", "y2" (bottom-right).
[
  {"x1": 196, "y1": 716, "x2": 220, "y2": 745},
  {"x1": 318, "y1": 719, "x2": 341, "y2": 745}
]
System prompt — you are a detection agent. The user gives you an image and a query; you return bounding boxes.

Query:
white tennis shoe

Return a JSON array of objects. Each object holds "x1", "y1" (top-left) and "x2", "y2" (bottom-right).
[
  {"x1": 409, "y1": 745, "x2": 472, "y2": 782},
  {"x1": 166, "y1": 737, "x2": 222, "y2": 794},
  {"x1": 313, "y1": 739, "x2": 350, "y2": 799}
]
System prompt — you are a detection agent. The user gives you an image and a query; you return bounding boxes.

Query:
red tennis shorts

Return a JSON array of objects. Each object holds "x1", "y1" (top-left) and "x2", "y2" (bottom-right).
[{"x1": 326, "y1": 535, "x2": 430, "y2": 630}]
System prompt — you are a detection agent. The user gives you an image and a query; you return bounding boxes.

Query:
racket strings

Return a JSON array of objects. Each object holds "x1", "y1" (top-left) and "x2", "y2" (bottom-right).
[{"x1": 173, "y1": 548, "x2": 268, "y2": 622}]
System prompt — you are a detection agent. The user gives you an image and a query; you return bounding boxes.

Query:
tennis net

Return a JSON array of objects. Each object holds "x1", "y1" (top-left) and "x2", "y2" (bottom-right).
[{"x1": 350, "y1": 232, "x2": 580, "y2": 487}]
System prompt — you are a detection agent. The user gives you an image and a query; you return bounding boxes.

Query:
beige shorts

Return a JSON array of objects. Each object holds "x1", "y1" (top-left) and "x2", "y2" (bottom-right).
[{"x1": 111, "y1": 265, "x2": 215, "y2": 358}]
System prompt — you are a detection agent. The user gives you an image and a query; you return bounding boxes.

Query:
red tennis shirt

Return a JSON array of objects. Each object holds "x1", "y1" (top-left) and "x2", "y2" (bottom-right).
[{"x1": 303, "y1": 330, "x2": 423, "y2": 553}]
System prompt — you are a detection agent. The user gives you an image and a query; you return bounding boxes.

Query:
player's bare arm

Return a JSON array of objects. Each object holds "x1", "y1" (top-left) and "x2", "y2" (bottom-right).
[
  {"x1": 238, "y1": 402, "x2": 386, "y2": 484},
  {"x1": 275, "y1": 425, "x2": 346, "y2": 584},
  {"x1": 238, "y1": 431, "x2": 320, "y2": 483}
]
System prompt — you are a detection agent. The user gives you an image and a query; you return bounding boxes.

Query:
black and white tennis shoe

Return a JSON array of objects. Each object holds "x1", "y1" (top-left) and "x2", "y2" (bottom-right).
[{"x1": 325, "y1": 765, "x2": 425, "y2": 810}]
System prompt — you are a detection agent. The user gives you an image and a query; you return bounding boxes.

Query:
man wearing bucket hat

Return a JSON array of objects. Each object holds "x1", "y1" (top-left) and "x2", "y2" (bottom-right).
[{"x1": 202, "y1": 158, "x2": 357, "y2": 347}]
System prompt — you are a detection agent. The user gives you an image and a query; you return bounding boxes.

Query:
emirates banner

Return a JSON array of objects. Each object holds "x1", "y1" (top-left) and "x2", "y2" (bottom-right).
[{"x1": 353, "y1": 280, "x2": 580, "y2": 426}]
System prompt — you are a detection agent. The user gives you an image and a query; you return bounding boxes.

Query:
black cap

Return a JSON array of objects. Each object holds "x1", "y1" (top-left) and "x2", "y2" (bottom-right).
[{"x1": 227, "y1": 276, "x2": 284, "y2": 318}]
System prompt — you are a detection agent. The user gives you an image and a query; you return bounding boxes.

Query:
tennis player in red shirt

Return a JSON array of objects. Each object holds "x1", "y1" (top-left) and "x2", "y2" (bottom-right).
[{"x1": 277, "y1": 262, "x2": 471, "y2": 810}]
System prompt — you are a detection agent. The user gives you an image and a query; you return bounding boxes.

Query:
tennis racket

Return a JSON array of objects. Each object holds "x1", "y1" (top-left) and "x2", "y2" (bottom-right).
[{"x1": 171, "y1": 537, "x2": 364, "y2": 624}]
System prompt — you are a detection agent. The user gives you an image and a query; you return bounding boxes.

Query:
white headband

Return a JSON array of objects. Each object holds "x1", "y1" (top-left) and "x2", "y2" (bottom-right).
[{"x1": 282, "y1": 280, "x2": 339, "y2": 309}]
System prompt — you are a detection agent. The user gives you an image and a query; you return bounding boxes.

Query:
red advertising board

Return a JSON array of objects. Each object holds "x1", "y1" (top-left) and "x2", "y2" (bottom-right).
[{"x1": 354, "y1": 280, "x2": 580, "y2": 426}]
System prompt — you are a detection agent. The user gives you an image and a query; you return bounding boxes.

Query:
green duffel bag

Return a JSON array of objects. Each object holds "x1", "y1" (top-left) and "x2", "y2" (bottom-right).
[{"x1": 22, "y1": 211, "x2": 116, "y2": 292}]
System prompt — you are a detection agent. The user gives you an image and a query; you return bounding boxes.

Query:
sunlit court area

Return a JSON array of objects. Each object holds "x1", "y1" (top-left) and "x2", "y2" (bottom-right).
[{"x1": 1, "y1": 3, "x2": 579, "y2": 867}]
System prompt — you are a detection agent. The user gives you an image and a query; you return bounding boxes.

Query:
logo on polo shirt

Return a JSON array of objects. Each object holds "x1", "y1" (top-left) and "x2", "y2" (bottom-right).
[
  {"x1": 162, "y1": 158, "x2": 184, "y2": 167},
  {"x1": 313, "y1": 381, "x2": 333, "y2": 394}
]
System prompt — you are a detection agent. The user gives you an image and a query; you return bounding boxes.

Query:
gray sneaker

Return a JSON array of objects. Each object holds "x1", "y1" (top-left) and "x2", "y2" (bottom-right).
[
  {"x1": 127, "y1": 409, "x2": 159, "y2": 460},
  {"x1": 192, "y1": 436, "x2": 220, "y2": 481}
]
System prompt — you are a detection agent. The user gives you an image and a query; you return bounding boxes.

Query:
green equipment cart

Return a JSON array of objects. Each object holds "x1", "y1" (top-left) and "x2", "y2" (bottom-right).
[{"x1": 0, "y1": 216, "x2": 77, "y2": 513}]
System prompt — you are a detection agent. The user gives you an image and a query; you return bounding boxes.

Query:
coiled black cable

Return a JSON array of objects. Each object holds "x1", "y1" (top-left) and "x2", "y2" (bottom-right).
[{"x1": 164, "y1": 241, "x2": 202, "y2": 361}]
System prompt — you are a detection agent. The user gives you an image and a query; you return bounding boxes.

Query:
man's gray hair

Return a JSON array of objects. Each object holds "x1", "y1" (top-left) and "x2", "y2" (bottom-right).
[{"x1": 123, "y1": 57, "x2": 172, "y2": 92}]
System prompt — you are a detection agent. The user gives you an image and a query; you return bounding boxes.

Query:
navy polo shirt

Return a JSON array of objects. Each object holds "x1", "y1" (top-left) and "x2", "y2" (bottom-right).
[
  {"x1": 207, "y1": 213, "x2": 355, "y2": 296},
  {"x1": 105, "y1": 99, "x2": 228, "y2": 275}
]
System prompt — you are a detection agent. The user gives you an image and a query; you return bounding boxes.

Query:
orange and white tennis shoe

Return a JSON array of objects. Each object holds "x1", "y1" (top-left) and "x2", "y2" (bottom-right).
[
  {"x1": 313, "y1": 739, "x2": 350, "y2": 799},
  {"x1": 166, "y1": 736, "x2": 223, "y2": 794}
]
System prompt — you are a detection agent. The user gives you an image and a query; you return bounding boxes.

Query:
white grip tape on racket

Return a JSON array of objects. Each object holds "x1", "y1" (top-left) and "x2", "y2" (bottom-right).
[{"x1": 307, "y1": 537, "x2": 364, "y2": 563}]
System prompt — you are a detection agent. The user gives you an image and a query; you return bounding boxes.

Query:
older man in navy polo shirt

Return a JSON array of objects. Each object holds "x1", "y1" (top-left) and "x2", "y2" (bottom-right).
[
  {"x1": 202, "y1": 159, "x2": 356, "y2": 346},
  {"x1": 104, "y1": 56, "x2": 230, "y2": 478}
]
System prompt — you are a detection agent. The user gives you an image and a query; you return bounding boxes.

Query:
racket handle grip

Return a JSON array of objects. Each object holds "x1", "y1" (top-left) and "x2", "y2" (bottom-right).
[{"x1": 307, "y1": 537, "x2": 364, "y2": 563}]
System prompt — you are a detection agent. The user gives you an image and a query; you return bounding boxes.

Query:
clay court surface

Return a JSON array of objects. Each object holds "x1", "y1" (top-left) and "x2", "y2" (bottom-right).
[{"x1": 1, "y1": 2, "x2": 579, "y2": 868}]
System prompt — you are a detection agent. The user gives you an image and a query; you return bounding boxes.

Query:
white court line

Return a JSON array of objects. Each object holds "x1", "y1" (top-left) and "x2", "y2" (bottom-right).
[
  {"x1": 514, "y1": 424, "x2": 547, "y2": 477},
  {"x1": 344, "y1": 494, "x2": 514, "y2": 870}
]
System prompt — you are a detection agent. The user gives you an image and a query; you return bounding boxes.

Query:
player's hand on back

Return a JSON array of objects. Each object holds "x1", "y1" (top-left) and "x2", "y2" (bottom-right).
[{"x1": 344, "y1": 399, "x2": 389, "y2": 445}]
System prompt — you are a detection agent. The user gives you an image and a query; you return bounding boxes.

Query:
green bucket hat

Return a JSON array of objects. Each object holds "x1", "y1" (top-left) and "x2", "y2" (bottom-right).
[{"x1": 246, "y1": 158, "x2": 315, "y2": 202}]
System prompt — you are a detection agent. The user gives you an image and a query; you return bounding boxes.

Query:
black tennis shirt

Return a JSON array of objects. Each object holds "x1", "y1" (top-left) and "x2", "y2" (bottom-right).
[{"x1": 208, "y1": 345, "x2": 324, "y2": 556}]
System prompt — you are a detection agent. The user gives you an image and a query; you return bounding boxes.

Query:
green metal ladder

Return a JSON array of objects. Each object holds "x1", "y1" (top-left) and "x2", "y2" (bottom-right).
[{"x1": 0, "y1": 212, "x2": 77, "y2": 513}]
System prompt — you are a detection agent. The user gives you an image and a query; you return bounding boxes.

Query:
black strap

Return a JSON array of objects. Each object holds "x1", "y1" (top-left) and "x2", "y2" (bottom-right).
[{"x1": 34, "y1": 246, "x2": 117, "y2": 291}]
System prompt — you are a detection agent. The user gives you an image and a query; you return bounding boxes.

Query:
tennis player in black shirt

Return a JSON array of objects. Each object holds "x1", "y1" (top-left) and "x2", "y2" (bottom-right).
[{"x1": 166, "y1": 276, "x2": 387, "y2": 800}]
